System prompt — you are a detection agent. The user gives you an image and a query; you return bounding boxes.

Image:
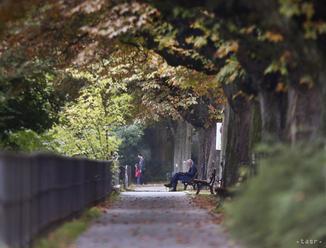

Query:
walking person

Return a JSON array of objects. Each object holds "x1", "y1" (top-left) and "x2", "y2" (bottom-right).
[{"x1": 137, "y1": 153, "x2": 145, "y2": 184}]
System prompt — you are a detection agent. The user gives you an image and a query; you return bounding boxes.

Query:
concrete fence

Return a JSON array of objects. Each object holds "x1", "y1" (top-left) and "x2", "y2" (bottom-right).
[{"x1": 0, "y1": 153, "x2": 112, "y2": 248}]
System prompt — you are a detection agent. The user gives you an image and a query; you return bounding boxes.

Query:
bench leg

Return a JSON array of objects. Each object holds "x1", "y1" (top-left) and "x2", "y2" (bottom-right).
[
  {"x1": 209, "y1": 185, "x2": 214, "y2": 194},
  {"x1": 196, "y1": 183, "x2": 201, "y2": 195},
  {"x1": 184, "y1": 184, "x2": 187, "y2": 190}
]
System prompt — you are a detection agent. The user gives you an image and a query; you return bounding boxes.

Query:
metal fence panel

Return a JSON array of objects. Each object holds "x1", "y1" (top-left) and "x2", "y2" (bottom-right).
[{"x1": 0, "y1": 153, "x2": 112, "y2": 248}]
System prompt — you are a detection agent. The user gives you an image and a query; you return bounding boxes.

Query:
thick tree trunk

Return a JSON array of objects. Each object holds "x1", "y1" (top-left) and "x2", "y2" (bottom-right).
[
  {"x1": 248, "y1": 100, "x2": 262, "y2": 175},
  {"x1": 206, "y1": 124, "x2": 219, "y2": 179},
  {"x1": 195, "y1": 125, "x2": 218, "y2": 179},
  {"x1": 172, "y1": 120, "x2": 192, "y2": 173},
  {"x1": 220, "y1": 80, "x2": 259, "y2": 187},
  {"x1": 143, "y1": 121, "x2": 174, "y2": 181},
  {"x1": 221, "y1": 99, "x2": 254, "y2": 187},
  {"x1": 249, "y1": 101, "x2": 262, "y2": 151},
  {"x1": 286, "y1": 85, "x2": 321, "y2": 143},
  {"x1": 258, "y1": 89, "x2": 287, "y2": 142}
]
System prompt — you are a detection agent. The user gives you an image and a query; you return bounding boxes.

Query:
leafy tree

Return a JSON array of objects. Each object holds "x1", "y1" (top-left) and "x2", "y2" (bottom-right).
[
  {"x1": 2, "y1": 0, "x2": 326, "y2": 138},
  {"x1": 50, "y1": 74, "x2": 133, "y2": 160},
  {"x1": 0, "y1": 51, "x2": 61, "y2": 137},
  {"x1": 3, "y1": 129, "x2": 56, "y2": 152}
]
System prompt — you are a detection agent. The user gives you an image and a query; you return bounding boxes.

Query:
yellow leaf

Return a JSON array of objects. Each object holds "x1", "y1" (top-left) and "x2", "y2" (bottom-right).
[
  {"x1": 229, "y1": 41, "x2": 239, "y2": 53},
  {"x1": 241, "y1": 25, "x2": 256, "y2": 34},
  {"x1": 275, "y1": 82, "x2": 287, "y2": 92},
  {"x1": 264, "y1": 31, "x2": 284, "y2": 43},
  {"x1": 215, "y1": 41, "x2": 239, "y2": 58}
]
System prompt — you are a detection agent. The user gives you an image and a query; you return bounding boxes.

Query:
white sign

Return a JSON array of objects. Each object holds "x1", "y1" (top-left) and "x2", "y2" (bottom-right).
[{"x1": 216, "y1": 122, "x2": 222, "y2": 150}]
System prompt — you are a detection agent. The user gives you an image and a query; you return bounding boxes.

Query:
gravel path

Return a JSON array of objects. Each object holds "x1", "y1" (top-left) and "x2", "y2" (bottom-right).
[{"x1": 76, "y1": 185, "x2": 240, "y2": 248}]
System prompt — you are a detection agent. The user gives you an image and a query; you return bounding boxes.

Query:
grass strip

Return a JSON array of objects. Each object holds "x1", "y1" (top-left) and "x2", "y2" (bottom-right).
[{"x1": 33, "y1": 192, "x2": 119, "y2": 248}]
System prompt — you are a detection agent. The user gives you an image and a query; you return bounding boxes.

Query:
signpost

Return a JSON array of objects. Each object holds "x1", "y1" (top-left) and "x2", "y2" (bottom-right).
[{"x1": 216, "y1": 122, "x2": 222, "y2": 151}]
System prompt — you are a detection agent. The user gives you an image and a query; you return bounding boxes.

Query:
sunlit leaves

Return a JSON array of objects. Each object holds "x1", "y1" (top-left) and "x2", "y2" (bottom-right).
[
  {"x1": 279, "y1": 0, "x2": 315, "y2": 20},
  {"x1": 264, "y1": 50, "x2": 293, "y2": 80},
  {"x1": 156, "y1": 25, "x2": 178, "y2": 49},
  {"x1": 279, "y1": 0, "x2": 302, "y2": 18},
  {"x1": 265, "y1": 61, "x2": 288, "y2": 76},
  {"x1": 301, "y1": 2, "x2": 315, "y2": 19},
  {"x1": 51, "y1": 77, "x2": 133, "y2": 160},
  {"x1": 216, "y1": 56, "x2": 245, "y2": 85},
  {"x1": 79, "y1": 2, "x2": 155, "y2": 39},
  {"x1": 303, "y1": 20, "x2": 326, "y2": 39},
  {"x1": 68, "y1": 0, "x2": 106, "y2": 15},
  {"x1": 185, "y1": 36, "x2": 208, "y2": 48},
  {"x1": 6, "y1": 129, "x2": 55, "y2": 152},
  {"x1": 262, "y1": 31, "x2": 284, "y2": 43},
  {"x1": 215, "y1": 41, "x2": 239, "y2": 59},
  {"x1": 278, "y1": 0, "x2": 326, "y2": 39}
]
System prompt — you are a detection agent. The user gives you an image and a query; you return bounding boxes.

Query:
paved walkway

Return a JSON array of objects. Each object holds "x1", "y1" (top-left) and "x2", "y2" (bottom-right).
[{"x1": 76, "y1": 185, "x2": 239, "y2": 248}]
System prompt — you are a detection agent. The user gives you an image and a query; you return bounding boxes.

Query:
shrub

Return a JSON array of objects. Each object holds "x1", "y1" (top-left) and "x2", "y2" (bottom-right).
[
  {"x1": 5, "y1": 129, "x2": 57, "y2": 152},
  {"x1": 225, "y1": 144, "x2": 326, "y2": 248}
]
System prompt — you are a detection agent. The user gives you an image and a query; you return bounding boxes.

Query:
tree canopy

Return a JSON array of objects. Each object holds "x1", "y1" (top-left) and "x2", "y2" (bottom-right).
[{"x1": 1, "y1": 0, "x2": 326, "y2": 176}]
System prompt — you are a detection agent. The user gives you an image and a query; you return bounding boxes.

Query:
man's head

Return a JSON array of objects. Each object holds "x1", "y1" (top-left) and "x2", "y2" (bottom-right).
[
  {"x1": 138, "y1": 153, "x2": 143, "y2": 159},
  {"x1": 185, "y1": 159, "x2": 193, "y2": 167}
]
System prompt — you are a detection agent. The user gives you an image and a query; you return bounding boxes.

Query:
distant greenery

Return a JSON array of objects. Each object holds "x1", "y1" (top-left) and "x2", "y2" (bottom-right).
[
  {"x1": 115, "y1": 123, "x2": 144, "y2": 167},
  {"x1": 226, "y1": 144, "x2": 326, "y2": 248}
]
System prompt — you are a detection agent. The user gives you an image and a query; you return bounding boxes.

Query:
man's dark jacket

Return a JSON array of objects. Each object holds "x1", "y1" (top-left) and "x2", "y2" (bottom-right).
[{"x1": 180, "y1": 164, "x2": 197, "y2": 182}]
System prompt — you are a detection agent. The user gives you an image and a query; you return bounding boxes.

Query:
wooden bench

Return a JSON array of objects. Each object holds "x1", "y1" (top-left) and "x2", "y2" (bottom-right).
[
  {"x1": 193, "y1": 169, "x2": 216, "y2": 195},
  {"x1": 182, "y1": 172, "x2": 198, "y2": 190}
]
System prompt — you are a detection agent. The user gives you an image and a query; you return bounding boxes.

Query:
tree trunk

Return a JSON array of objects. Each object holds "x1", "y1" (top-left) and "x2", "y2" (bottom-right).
[
  {"x1": 206, "y1": 124, "x2": 219, "y2": 179},
  {"x1": 221, "y1": 100, "x2": 253, "y2": 187},
  {"x1": 172, "y1": 120, "x2": 192, "y2": 173},
  {"x1": 249, "y1": 101, "x2": 262, "y2": 151},
  {"x1": 258, "y1": 89, "x2": 287, "y2": 142},
  {"x1": 195, "y1": 125, "x2": 217, "y2": 180},
  {"x1": 143, "y1": 121, "x2": 174, "y2": 181},
  {"x1": 286, "y1": 85, "x2": 321, "y2": 143}
]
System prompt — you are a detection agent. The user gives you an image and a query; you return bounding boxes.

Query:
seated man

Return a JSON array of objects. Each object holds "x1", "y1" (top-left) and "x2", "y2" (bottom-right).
[{"x1": 164, "y1": 159, "x2": 197, "y2": 191}]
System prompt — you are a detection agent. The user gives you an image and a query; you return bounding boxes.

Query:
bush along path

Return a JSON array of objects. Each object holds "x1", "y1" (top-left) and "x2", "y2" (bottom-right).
[{"x1": 75, "y1": 185, "x2": 240, "y2": 248}]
